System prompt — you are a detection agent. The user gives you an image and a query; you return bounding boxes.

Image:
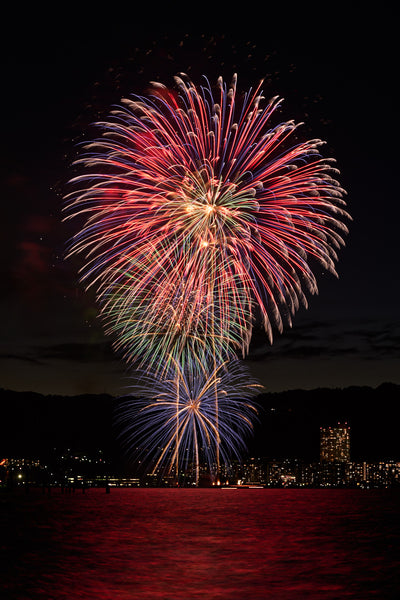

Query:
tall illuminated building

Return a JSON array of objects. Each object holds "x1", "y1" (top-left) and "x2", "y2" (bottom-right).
[{"x1": 320, "y1": 423, "x2": 350, "y2": 463}]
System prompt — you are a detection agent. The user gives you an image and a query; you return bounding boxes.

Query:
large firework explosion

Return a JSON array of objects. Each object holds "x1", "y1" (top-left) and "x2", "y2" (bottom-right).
[{"x1": 65, "y1": 74, "x2": 349, "y2": 481}]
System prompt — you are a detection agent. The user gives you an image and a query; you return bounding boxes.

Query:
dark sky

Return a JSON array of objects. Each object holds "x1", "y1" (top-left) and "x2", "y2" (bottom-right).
[{"x1": 1, "y1": 8, "x2": 398, "y2": 397}]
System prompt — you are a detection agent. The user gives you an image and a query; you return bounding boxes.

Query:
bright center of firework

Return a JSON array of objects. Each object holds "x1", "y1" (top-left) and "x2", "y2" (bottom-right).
[
  {"x1": 175, "y1": 173, "x2": 254, "y2": 254},
  {"x1": 187, "y1": 398, "x2": 201, "y2": 412},
  {"x1": 180, "y1": 174, "x2": 225, "y2": 213}
]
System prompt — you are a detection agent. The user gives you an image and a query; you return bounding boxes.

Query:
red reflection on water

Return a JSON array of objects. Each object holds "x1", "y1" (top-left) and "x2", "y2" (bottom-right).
[{"x1": 1, "y1": 489, "x2": 399, "y2": 599}]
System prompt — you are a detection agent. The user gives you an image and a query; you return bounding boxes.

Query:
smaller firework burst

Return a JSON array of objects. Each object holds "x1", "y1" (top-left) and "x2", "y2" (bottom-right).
[{"x1": 115, "y1": 357, "x2": 261, "y2": 485}]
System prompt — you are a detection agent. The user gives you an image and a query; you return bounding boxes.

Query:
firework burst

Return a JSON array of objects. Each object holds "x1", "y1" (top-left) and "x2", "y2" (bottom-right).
[
  {"x1": 115, "y1": 358, "x2": 261, "y2": 484},
  {"x1": 65, "y1": 73, "x2": 349, "y2": 367}
]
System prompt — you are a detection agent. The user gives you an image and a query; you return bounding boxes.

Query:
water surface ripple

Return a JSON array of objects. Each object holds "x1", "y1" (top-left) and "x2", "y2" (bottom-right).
[{"x1": 1, "y1": 488, "x2": 399, "y2": 599}]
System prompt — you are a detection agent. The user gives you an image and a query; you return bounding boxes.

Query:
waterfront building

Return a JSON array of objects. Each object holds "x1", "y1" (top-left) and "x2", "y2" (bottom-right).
[
  {"x1": 346, "y1": 461, "x2": 368, "y2": 487},
  {"x1": 320, "y1": 423, "x2": 350, "y2": 463},
  {"x1": 266, "y1": 459, "x2": 303, "y2": 487},
  {"x1": 366, "y1": 461, "x2": 400, "y2": 488},
  {"x1": 239, "y1": 457, "x2": 266, "y2": 485}
]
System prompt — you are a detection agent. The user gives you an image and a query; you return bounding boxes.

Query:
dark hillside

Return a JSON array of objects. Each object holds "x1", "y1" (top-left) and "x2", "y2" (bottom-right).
[{"x1": 1, "y1": 383, "x2": 398, "y2": 465}]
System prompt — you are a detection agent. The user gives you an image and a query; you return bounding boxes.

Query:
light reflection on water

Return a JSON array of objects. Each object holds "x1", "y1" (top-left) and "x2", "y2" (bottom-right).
[{"x1": 1, "y1": 488, "x2": 399, "y2": 599}]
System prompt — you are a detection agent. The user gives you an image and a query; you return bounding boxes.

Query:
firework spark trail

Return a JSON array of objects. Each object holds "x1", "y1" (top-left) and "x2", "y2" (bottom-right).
[{"x1": 115, "y1": 358, "x2": 261, "y2": 484}]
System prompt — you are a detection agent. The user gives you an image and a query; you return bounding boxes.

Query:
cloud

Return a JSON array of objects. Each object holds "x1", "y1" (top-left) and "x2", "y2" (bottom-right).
[
  {"x1": 37, "y1": 342, "x2": 116, "y2": 363},
  {"x1": 0, "y1": 353, "x2": 43, "y2": 365},
  {"x1": 0, "y1": 341, "x2": 116, "y2": 371},
  {"x1": 247, "y1": 317, "x2": 400, "y2": 363}
]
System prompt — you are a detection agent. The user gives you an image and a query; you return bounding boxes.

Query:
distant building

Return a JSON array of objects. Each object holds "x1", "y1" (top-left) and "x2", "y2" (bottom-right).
[
  {"x1": 267, "y1": 458, "x2": 301, "y2": 487},
  {"x1": 346, "y1": 461, "x2": 368, "y2": 487},
  {"x1": 3, "y1": 458, "x2": 40, "y2": 468},
  {"x1": 320, "y1": 423, "x2": 350, "y2": 463}
]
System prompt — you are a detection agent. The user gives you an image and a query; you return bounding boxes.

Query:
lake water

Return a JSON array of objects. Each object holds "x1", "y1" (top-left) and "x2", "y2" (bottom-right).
[{"x1": 1, "y1": 488, "x2": 399, "y2": 599}]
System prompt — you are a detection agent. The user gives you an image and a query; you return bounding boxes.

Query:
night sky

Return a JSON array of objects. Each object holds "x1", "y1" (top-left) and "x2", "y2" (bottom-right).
[{"x1": 1, "y1": 8, "x2": 398, "y2": 398}]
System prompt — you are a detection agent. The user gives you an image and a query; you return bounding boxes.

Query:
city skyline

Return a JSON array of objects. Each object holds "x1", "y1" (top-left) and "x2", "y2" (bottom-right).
[{"x1": 3, "y1": 419, "x2": 399, "y2": 489}]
